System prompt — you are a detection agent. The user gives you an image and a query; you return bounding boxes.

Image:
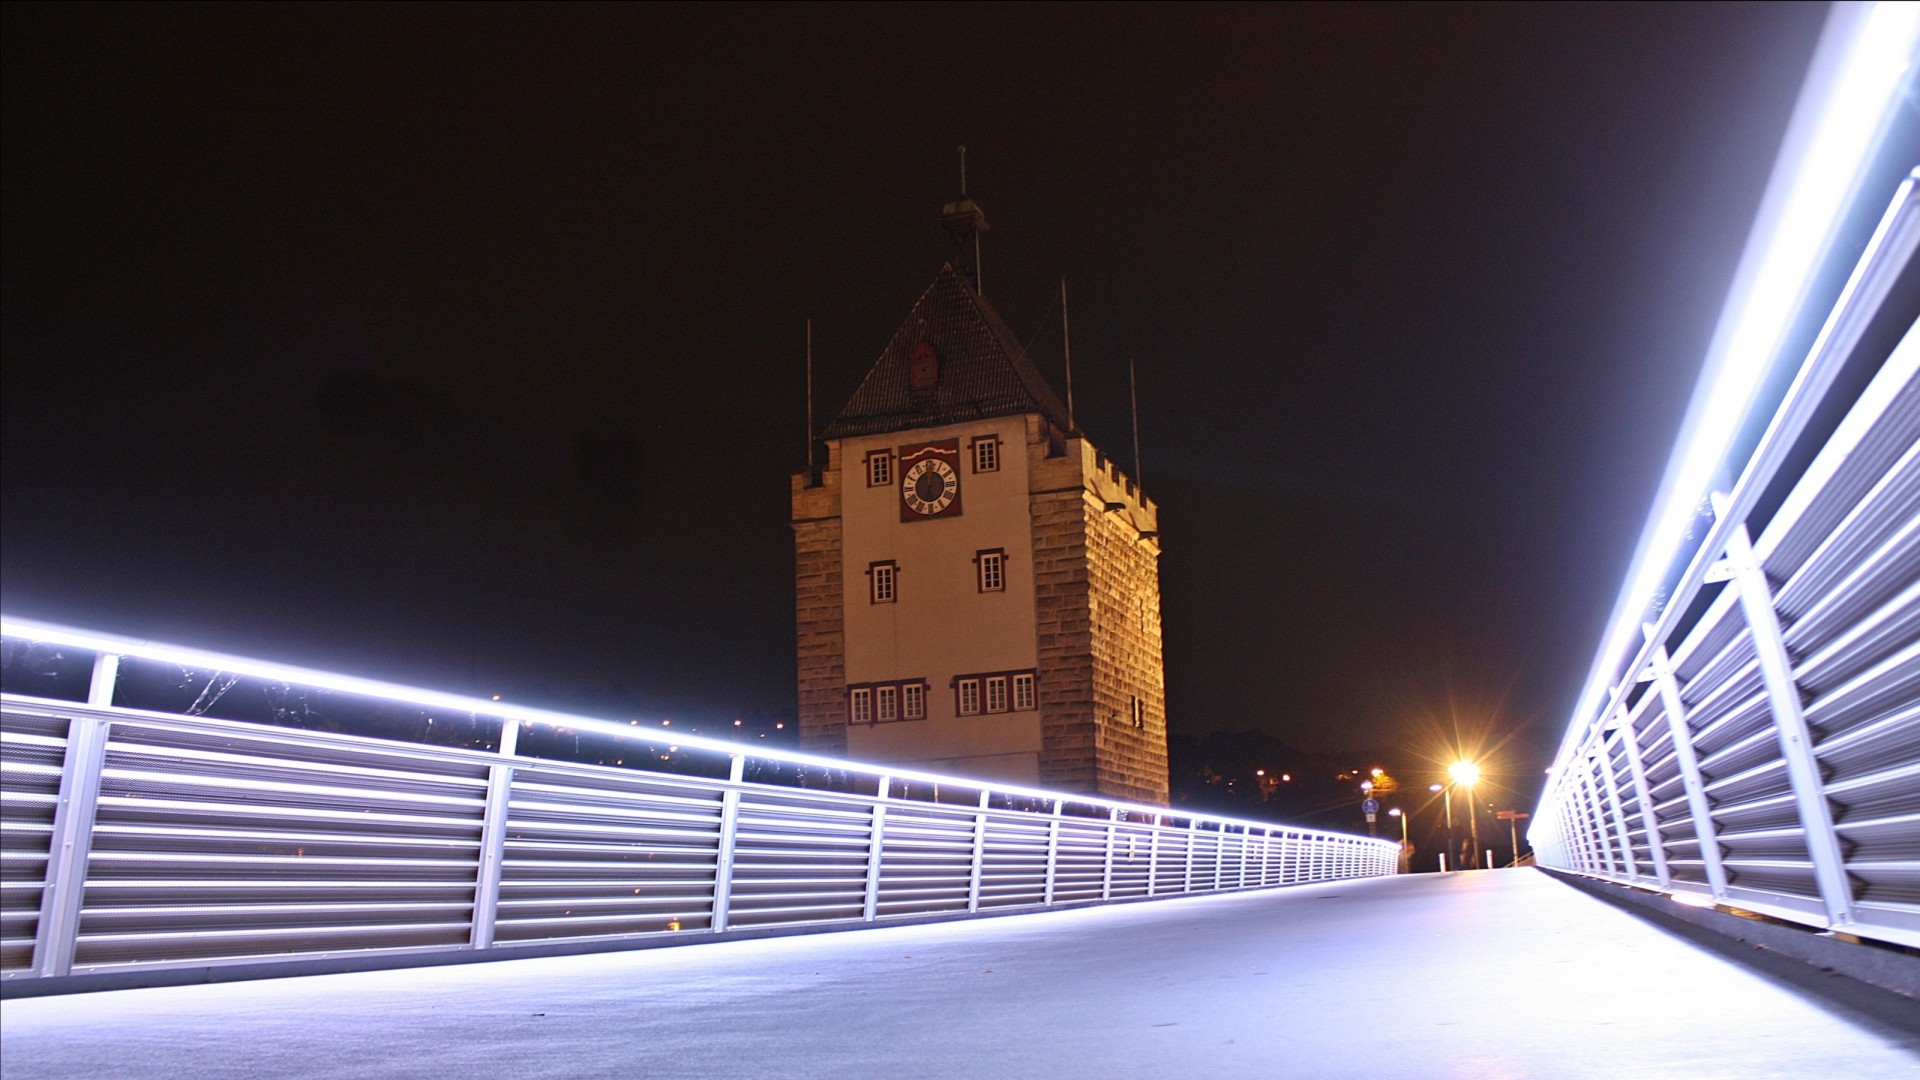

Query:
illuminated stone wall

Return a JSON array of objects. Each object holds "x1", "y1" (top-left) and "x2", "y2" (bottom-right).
[
  {"x1": 1029, "y1": 428, "x2": 1168, "y2": 804},
  {"x1": 791, "y1": 444, "x2": 847, "y2": 754}
]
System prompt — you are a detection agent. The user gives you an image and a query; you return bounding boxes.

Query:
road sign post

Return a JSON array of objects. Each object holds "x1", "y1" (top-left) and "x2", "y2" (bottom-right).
[{"x1": 1497, "y1": 810, "x2": 1531, "y2": 867}]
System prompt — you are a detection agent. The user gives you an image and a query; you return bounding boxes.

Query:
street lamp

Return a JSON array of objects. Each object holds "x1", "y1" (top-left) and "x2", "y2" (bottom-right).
[
  {"x1": 1449, "y1": 761, "x2": 1482, "y2": 869},
  {"x1": 1387, "y1": 806, "x2": 1407, "y2": 843},
  {"x1": 1429, "y1": 782, "x2": 1453, "y2": 872}
]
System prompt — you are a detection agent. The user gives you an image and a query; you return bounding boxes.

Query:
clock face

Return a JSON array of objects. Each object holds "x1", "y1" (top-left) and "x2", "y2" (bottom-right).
[
  {"x1": 903, "y1": 457, "x2": 958, "y2": 515},
  {"x1": 897, "y1": 439, "x2": 962, "y2": 520}
]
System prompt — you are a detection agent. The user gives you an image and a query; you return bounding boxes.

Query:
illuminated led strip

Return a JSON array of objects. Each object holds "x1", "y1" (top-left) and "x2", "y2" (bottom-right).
[
  {"x1": 1565, "y1": 1, "x2": 1920, "y2": 748},
  {"x1": 0, "y1": 614, "x2": 1389, "y2": 848}
]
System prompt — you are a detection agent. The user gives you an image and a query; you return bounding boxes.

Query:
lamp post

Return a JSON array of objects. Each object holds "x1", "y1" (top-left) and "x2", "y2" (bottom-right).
[
  {"x1": 1388, "y1": 806, "x2": 1407, "y2": 842},
  {"x1": 1449, "y1": 761, "x2": 1481, "y2": 869},
  {"x1": 1429, "y1": 783, "x2": 1452, "y2": 872}
]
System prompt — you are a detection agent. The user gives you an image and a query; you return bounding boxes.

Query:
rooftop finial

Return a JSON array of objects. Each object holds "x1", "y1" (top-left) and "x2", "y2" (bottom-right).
[{"x1": 941, "y1": 148, "x2": 989, "y2": 292}]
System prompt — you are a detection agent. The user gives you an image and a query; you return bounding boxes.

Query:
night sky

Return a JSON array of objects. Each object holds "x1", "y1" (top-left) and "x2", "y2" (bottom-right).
[{"x1": 2, "y1": 4, "x2": 1835, "y2": 802}]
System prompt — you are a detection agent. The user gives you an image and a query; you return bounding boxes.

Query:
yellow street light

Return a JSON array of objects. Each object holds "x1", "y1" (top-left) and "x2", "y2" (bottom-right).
[{"x1": 1448, "y1": 760, "x2": 1483, "y2": 866}]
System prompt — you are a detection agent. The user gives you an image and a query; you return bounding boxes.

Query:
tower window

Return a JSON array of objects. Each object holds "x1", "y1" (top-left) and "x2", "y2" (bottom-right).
[
  {"x1": 972, "y1": 437, "x2": 1000, "y2": 473},
  {"x1": 976, "y1": 549, "x2": 1005, "y2": 592},
  {"x1": 985, "y1": 676, "x2": 1008, "y2": 713},
  {"x1": 866, "y1": 451, "x2": 893, "y2": 487},
  {"x1": 876, "y1": 685, "x2": 898, "y2": 722},
  {"x1": 1013, "y1": 673, "x2": 1035, "y2": 711},
  {"x1": 868, "y1": 561, "x2": 897, "y2": 604},
  {"x1": 850, "y1": 687, "x2": 872, "y2": 724},
  {"x1": 1130, "y1": 696, "x2": 1146, "y2": 730},
  {"x1": 902, "y1": 682, "x2": 926, "y2": 720},
  {"x1": 956, "y1": 678, "x2": 981, "y2": 716}
]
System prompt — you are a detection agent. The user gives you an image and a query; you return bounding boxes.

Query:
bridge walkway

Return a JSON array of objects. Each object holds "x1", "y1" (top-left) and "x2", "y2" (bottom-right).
[{"x1": 2, "y1": 869, "x2": 1914, "y2": 1079}]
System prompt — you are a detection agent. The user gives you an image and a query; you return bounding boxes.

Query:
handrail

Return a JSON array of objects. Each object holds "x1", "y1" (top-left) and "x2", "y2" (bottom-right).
[
  {"x1": 1531, "y1": 171, "x2": 1920, "y2": 950},
  {"x1": 0, "y1": 661, "x2": 1396, "y2": 991}
]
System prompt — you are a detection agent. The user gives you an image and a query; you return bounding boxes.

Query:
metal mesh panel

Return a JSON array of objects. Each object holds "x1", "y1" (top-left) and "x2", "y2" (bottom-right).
[
  {"x1": 1107, "y1": 824, "x2": 1155, "y2": 899},
  {"x1": 74, "y1": 718, "x2": 490, "y2": 969},
  {"x1": 875, "y1": 802, "x2": 974, "y2": 918},
  {"x1": 1050, "y1": 817, "x2": 1108, "y2": 903},
  {"x1": 726, "y1": 789, "x2": 871, "y2": 928},
  {"x1": 494, "y1": 764, "x2": 724, "y2": 942},
  {"x1": 0, "y1": 709, "x2": 67, "y2": 972},
  {"x1": 975, "y1": 811, "x2": 1051, "y2": 909}
]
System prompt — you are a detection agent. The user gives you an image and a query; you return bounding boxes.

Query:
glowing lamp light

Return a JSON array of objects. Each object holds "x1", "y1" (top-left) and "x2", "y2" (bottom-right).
[
  {"x1": 1387, "y1": 808, "x2": 1402, "y2": 818},
  {"x1": 1448, "y1": 761, "x2": 1480, "y2": 787}
]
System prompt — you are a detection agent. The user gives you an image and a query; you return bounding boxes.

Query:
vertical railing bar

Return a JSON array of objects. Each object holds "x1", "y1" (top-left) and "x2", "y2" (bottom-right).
[
  {"x1": 862, "y1": 775, "x2": 890, "y2": 922},
  {"x1": 710, "y1": 753, "x2": 746, "y2": 934},
  {"x1": 469, "y1": 719, "x2": 520, "y2": 949},
  {"x1": 1596, "y1": 731, "x2": 1639, "y2": 881},
  {"x1": 1611, "y1": 697, "x2": 1671, "y2": 888},
  {"x1": 1646, "y1": 641, "x2": 1730, "y2": 899},
  {"x1": 87, "y1": 652, "x2": 120, "y2": 708},
  {"x1": 1212, "y1": 824, "x2": 1225, "y2": 892},
  {"x1": 1146, "y1": 815, "x2": 1162, "y2": 896},
  {"x1": 1587, "y1": 756, "x2": 1619, "y2": 877},
  {"x1": 34, "y1": 712, "x2": 111, "y2": 978},
  {"x1": 967, "y1": 789, "x2": 989, "y2": 914},
  {"x1": 1719, "y1": 517, "x2": 1855, "y2": 926},
  {"x1": 1100, "y1": 808, "x2": 1119, "y2": 901},
  {"x1": 1042, "y1": 799, "x2": 1063, "y2": 906},
  {"x1": 1183, "y1": 818, "x2": 1196, "y2": 894}
]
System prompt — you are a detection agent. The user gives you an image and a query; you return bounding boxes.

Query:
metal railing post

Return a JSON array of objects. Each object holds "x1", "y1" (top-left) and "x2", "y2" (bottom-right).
[
  {"x1": 1596, "y1": 735, "x2": 1639, "y2": 880},
  {"x1": 87, "y1": 652, "x2": 120, "y2": 707},
  {"x1": 1212, "y1": 825, "x2": 1225, "y2": 891},
  {"x1": 1183, "y1": 818, "x2": 1196, "y2": 893},
  {"x1": 710, "y1": 754, "x2": 746, "y2": 933},
  {"x1": 1646, "y1": 641, "x2": 1730, "y2": 898},
  {"x1": 1146, "y1": 815, "x2": 1162, "y2": 896},
  {"x1": 966, "y1": 789, "x2": 989, "y2": 914},
  {"x1": 1611, "y1": 703, "x2": 1671, "y2": 888},
  {"x1": 1042, "y1": 800, "x2": 1063, "y2": 905},
  {"x1": 1576, "y1": 758, "x2": 1614, "y2": 876},
  {"x1": 469, "y1": 719, "x2": 520, "y2": 949},
  {"x1": 862, "y1": 776, "x2": 890, "y2": 922},
  {"x1": 34, "y1": 714, "x2": 110, "y2": 977},
  {"x1": 1719, "y1": 519, "x2": 1855, "y2": 927},
  {"x1": 1100, "y1": 808, "x2": 1119, "y2": 901}
]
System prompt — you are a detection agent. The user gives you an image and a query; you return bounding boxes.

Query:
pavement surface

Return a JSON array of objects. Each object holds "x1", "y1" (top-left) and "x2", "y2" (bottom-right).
[{"x1": 3, "y1": 868, "x2": 1916, "y2": 1079}]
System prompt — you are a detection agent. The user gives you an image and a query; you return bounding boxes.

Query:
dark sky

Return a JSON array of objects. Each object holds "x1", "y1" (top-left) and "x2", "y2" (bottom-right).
[{"x1": 2, "y1": 3, "x2": 1833, "y2": 796}]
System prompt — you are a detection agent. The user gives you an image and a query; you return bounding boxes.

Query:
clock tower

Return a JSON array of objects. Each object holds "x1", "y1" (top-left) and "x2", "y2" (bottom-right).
[{"x1": 791, "y1": 200, "x2": 1169, "y2": 805}]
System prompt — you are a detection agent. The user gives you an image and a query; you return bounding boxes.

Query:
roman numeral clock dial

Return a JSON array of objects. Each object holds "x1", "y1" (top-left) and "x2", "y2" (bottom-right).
[{"x1": 897, "y1": 439, "x2": 962, "y2": 521}]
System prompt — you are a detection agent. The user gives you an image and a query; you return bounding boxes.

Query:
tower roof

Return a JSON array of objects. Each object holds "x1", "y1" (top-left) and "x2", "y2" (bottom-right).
[{"x1": 822, "y1": 263, "x2": 1073, "y2": 440}]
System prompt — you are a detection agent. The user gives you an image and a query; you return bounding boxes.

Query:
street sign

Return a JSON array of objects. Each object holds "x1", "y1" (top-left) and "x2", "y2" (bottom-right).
[
  {"x1": 1496, "y1": 810, "x2": 1530, "y2": 821},
  {"x1": 1361, "y1": 798, "x2": 1380, "y2": 815}
]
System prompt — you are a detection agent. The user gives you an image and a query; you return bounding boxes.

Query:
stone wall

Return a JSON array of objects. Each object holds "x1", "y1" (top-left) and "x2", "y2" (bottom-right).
[
  {"x1": 1030, "y1": 484, "x2": 1094, "y2": 790},
  {"x1": 791, "y1": 453, "x2": 846, "y2": 754},
  {"x1": 1029, "y1": 427, "x2": 1169, "y2": 804},
  {"x1": 1084, "y1": 491, "x2": 1169, "y2": 804}
]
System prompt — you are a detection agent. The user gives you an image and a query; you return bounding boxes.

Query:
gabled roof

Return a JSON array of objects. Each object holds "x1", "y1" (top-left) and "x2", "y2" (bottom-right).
[{"x1": 822, "y1": 264, "x2": 1073, "y2": 440}]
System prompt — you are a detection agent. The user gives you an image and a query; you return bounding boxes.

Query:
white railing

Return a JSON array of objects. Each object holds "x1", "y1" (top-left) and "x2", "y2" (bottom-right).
[
  {"x1": 0, "y1": 642, "x2": 1395, "y2": 988},
  {"x1": 1531, "y1": 170, "x2": 1919, "y2": 949}
]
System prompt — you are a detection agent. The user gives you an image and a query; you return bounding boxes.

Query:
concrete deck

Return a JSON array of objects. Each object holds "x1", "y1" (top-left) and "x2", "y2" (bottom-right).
[{"x1": 3, "y1": 869, "x2": 1915, "y2": 1079}]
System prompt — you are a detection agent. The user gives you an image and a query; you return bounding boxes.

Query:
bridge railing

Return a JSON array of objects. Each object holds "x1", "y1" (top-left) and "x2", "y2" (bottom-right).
[
  {"x1": 0, "y1": 647, "x2": 1396, "y2": 989},
  {"x1": 1531, "y1": 170, "x2": 1919, "y2": 950}
]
